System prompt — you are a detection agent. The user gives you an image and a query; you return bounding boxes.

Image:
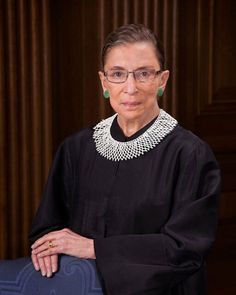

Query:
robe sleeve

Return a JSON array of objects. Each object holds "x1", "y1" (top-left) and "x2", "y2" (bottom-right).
[
  {"x1": 94, "y1": 140, "x2": 221, "y2": 294},
  {"x1": 29, "y1": 141, "x2": 73, "y2": 243}
]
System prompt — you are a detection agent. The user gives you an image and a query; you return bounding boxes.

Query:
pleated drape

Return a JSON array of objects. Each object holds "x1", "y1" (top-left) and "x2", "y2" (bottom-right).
[{"x1": 0, "y1": 0, "x2": 52, "y2": 258}]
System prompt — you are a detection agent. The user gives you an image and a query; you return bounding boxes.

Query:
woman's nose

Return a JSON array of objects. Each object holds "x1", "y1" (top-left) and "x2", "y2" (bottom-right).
[{"x1": 123, "y1": 73, "x2": 138, "y2": 94}]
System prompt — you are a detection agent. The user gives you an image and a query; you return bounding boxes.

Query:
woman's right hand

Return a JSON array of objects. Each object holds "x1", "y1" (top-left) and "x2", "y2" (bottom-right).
[
  {"x1": 31, "y1": 227, "x2": 95, "y2": 277},
  {"x1": 31, "y1": 252, "x2": 58, "y2": 277}
]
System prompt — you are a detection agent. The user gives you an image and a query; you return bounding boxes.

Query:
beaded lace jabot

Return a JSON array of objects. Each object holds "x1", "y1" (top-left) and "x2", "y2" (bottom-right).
[{"x1": 93, "y1": 109, "x2": 178, "y2": 161}]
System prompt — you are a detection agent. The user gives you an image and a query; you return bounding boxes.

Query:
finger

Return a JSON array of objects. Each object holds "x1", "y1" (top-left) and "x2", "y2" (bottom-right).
[
  {"x1": 31, "y1": 232, "x2": 56, "y2": 249},
  {"x1": 32, "y1": 242, "x2": 44, "y2": 250},
  {"x1": 36, "y1": 240, "x2": 60, "y2": 258},
  {"x1": 44, "y1": 255, "x2": 53, "y2": 278},
  {"x1": 31, "y1": 230, "x2": 63, "y2": 249},
  {"x1": 31, "y1": 238, "x2": 46, "y2": 249},
  {"x1": 37, "y1": 256, "x2": 47, "y2": 277},
  {"x1": 31, "y1": 253, "x2": 40, "y2": 271},
  {"x1": 32, "y1": 242, "x2": 49, "y2": 255},
  {"x1": 51, "y1": 254, "x2": 58, "y2": 273},
  {"x1": 37, "y1": 245, "x2": 61, "y2": 258}
]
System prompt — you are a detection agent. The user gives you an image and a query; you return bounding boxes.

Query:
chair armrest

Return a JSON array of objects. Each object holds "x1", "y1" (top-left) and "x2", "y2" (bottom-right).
[{"x1": 0, "y1": 255, "x2": 103, "y2": 294}]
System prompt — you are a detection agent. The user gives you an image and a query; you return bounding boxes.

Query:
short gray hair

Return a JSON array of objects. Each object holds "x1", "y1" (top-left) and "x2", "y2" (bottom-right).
[{"x1": 101, "y1": 24, "x2": 165, "y2": 70}]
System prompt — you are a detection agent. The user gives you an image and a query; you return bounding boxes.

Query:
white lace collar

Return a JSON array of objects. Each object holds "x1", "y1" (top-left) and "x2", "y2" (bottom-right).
[{"x1": 93, "y1": 109, "x2": 178, "y2": 161}]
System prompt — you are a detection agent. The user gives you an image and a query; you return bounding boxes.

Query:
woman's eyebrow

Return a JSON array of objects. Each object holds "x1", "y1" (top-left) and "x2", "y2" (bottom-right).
[
  {"x1": 135, "y1": 66, "x2": 155, "y2": 70},
  {"x1": 109, "y1": 66, "x2": 126, "y2": 70},
  {"x1": 108, "y1": 66, "x2": 154, "y2": 70}
]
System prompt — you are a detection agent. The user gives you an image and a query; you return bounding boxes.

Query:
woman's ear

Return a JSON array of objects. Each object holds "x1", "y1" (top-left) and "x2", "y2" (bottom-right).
[
  {"x1": 159, "y1": 70, "x2": 170, "y2": 90},
  {"x1": 98, "y1": 71, "x2": 107, "y2": 92}
]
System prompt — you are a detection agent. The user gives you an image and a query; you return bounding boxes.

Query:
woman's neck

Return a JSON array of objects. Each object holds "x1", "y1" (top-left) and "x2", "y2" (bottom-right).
[{"x1": 117, "y1": 106, "x2": 160, "y2": 137}]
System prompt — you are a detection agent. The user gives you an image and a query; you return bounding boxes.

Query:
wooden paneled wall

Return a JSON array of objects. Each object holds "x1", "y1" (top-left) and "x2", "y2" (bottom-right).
[
  {"x1": 0, "y1": 0, "x2": 53, "y2": 258},
  {"x1": 179, "y1": 1, "x2": 236, "y2": 294},
  {"x1": 0, "y1": 0, "x2": 235, "y2": 294}
]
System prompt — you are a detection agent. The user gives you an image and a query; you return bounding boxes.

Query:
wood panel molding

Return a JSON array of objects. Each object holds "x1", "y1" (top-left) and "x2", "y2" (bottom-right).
[{"x1": 196, "y1": 0, "x2": 236, "y2": 114}]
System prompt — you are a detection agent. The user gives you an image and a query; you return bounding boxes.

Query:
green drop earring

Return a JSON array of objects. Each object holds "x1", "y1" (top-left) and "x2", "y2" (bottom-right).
[
  {"x1": 157, "y1": 88, "x2": 164, "y2": 97},
  {"x1": 103, "y1": 89, "x2": 110, "y2": 99}
]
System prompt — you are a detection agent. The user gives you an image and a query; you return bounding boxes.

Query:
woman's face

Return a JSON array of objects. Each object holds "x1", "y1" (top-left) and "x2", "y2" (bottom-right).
[{"x1": 99, "y1": 42, "x2": 169, "y2": 122}]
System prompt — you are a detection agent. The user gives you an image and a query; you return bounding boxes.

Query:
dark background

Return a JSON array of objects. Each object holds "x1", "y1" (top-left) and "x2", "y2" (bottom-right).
[{"x1": 0, "y1": 1, "x2": 235, "y2": 294}]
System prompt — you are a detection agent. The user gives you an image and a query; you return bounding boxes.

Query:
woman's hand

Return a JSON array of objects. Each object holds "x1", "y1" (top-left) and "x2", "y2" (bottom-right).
[
  {"x1": 31, "y1": 228, "x2": 95, "y2": 277},
  {"x1": 31, "y1": 252, "x2": 58, "y2": 277}
]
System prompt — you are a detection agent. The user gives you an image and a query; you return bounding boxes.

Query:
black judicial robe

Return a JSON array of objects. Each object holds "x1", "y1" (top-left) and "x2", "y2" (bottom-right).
[{"x1": 29, "y1": 117, "x2": 221, "y2": 295}]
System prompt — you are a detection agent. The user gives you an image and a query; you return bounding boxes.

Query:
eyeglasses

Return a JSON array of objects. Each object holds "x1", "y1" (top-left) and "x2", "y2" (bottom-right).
[{"x1": 104, "y1": 69, "x2": 162, "y2": 84}]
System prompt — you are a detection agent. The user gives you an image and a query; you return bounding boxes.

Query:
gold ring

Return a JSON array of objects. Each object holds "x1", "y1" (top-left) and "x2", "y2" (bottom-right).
[{"x1": 48, "y1": 241, "x2": 54, "y2": 248}]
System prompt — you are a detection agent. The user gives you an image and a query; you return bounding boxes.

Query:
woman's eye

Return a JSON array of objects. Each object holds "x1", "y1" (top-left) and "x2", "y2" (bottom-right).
[
  {"x1": 111, "y1": 71, "x2": 124, "y2": 78},
  {"x1": 139, "y1": 71, "x2": 150, "y2": 77}
]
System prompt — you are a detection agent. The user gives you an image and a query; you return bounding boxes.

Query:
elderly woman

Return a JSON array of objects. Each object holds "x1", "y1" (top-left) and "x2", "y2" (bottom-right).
[{"x1": 29, "y1": 24, "x2": 220, "y2": 295}]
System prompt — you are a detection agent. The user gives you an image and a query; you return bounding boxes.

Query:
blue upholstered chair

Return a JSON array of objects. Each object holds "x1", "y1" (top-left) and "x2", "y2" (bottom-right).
[{"x1": 0, "y1": 255, "x2": 103, "y2": 294}]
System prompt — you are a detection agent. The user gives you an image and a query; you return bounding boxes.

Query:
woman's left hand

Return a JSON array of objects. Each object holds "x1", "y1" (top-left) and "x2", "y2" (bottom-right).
[{"x1": 31, "y1": 228, "x2": 96, "y2": 260}]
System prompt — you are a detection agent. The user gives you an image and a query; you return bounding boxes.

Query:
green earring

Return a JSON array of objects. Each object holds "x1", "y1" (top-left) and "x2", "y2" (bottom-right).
[
  {"x1": 103, "y1": 89, "x2": 110, "y2": 99},
  {"x1": 157, "y1": 88, "x2": 164, "y2": 97}
]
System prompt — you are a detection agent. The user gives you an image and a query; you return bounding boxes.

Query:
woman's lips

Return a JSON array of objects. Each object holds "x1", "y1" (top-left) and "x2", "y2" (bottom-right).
[{"x1": 121, "y1": 101, "x2": 141, "y2": 108}]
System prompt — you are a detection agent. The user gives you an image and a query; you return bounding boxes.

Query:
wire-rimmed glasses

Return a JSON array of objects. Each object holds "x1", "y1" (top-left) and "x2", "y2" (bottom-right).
[{"x1": 104, "y1": 68, "x2": 162, "y2": 84}]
